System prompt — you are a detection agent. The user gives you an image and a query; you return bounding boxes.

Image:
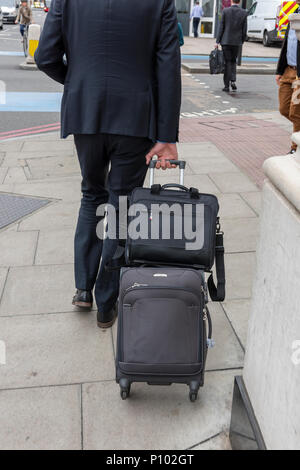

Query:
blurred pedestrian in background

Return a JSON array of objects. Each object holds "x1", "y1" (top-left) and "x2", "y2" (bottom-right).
[
  {"x1": 216, "y1": 0, "x2": 247, "y2": 92},
  {"x1": 190, "y1": 1, "x2": 203, "y2": 38},
  {"x1": 15, "y1": 0, "x2": 32, "y2": 42}
]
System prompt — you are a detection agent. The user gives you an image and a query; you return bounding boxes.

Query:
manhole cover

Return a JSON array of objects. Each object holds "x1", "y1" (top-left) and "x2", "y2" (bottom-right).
[{"x1": 0, "y1": 193, "x2": 50, "y2": 229}]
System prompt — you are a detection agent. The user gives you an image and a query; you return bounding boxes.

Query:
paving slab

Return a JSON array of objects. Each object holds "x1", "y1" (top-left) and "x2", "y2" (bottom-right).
[
  {"x1": 222, "y1": 217, "x2": 259, "y2": 253},
  {"x1": 218, "y1": 193, "x2": 257, "y2": 219},
  {"x1": 19, "y1": 201, "x2": 79, "y2": 231},
  {"x1": 206, "y1": 303, "x2": 244, "y2": 371},
  {"x1": 23, "y1": 132, "x2": 61, "y2": 141},
  {"x1": 178, "y1": 142, "x2": 225, "y2": 159},
  {"x1": 0, "y1": 141, "x2": 23, "y2": 152},
  {"x1": 4, "y1": 225, "x2": 19, "y2": 232},
  {"x1": 0, "y1": 311, "x2": 115, "y2": 389},
  {"x1": 224, "y1": 252, "x2": 256, "y2": 300},
  {"x1": 188, "y1": 158, "x2": 240, "y2": 175},
  {"x1": 22, "y1": 140, "x2": 74, "y2": 153},
  {"x1": 240, "y1": 191, "x2": 262, "y2": 216},
  {"x1": 0, "y1": 184, "x2": 15, "y2": 194},
  {"x1": 0, "y1": 168, "x2": 8, "y2": 184},
  {"x1": 3, "y1": 151, "x2": 74, "y2": 167},
  {"x1": 209, "y1": 172, "x2": 259, "y2": 193},
  {"x1": 192, "y1": 432, "x2": 232, "y2": 450},
  {"x1": 0, "y1": 385, "x2": 81, "y2": 450},
  {"x1": 82, "y1": 370, "x2": 237, "y2": 450},
  {"x1": 23, "y1": 133, "x2": 73, "y2": 142},
  {"x1": 2, "y1": 152, "x2": 28, "y2": 167},
  {"x1": 26, "y1": 155, "x2": 80, "y2": 179},
  {"x1": 34, "y1": 135, "x2": 73, "y2": 142},
  {"x1": 222, "y1": 299, "x2": 252, "y2": 349},
  {"x1": 0, "y1": 231, "x2": 38, "y2": 267},
  {"x1": 4, "y1": 167, "x2": 27, "y2": 184},
  {"x1": 13, "y1": 180, "x2": 82, "y2": 203},
  {"x1": 0, "y1": 264, "x2": 75, "y2": 316},
  {"x1": 0, "y1": 267, "x2": 8, "y2": 299},
  {"x1": 35, "y1": 228, "x2": 74, "y2": 265}
]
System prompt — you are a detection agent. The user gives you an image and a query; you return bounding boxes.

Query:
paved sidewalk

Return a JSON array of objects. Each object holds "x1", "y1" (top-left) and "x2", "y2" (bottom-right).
[
  {"x1": 181, "y1": 37, "x2": 280, "y2": 74},
  {"x1": 0, "y1": 111, "x2": 290, "y2": 449},
  {"x1": 181, "y1": 37, "x2": 281, "y2": 58}
]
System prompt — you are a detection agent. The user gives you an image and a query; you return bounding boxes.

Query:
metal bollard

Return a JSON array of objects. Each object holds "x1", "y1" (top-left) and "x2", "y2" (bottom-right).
[{"x1": 26, "y1": 23, "x2": 41, "y2": 65}]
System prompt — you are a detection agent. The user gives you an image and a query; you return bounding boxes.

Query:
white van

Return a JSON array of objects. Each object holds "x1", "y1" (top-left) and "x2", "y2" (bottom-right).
[{"x1": 247, "y1": 0, "x2": 282, "y2": 46}]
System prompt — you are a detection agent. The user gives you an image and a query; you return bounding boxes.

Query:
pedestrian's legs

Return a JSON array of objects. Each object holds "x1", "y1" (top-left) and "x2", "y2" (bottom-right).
[
  {"x1": 94, "y1": 134, "x2": 153, "y2": 313},
  {"x1": 193, "y1": 18, "x2": 200, "y2": 38},
  {"x1": 279, "y1": 80, "x2": 292, "y2": 121},
  {"x1": 289, "y1": 77, "x2": 300, "y2": 150},
  {"x1": 222, "y1": 46, "x2": 231, "y2": 88},
  {"x1": 20, "y1": 24, "x2": 25, "y2": 37},
  {"x1": 74, "y1": 134, "x2": 110, "y2": 291},
  {"x1": 279, "y1": 68, "x2": 296, "y2": 149},
  {"x1": 230, "y1": 46, "x2": 239, "y2": 83}
]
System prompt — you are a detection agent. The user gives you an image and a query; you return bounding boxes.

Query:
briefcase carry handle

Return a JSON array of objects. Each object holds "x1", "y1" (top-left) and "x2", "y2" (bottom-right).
[
  {"x1": 149, "y1": 159, "x2": 186, "y2": 186},
  {"x1": 150, "y1": 183, "x2": 200, "y2": 199}
]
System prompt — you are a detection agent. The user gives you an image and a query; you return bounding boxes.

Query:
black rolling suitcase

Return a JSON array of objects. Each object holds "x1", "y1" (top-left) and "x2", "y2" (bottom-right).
[
  {"x1": 116, "y1": 266, "x2": 213, "y2": 402},
  {"x1": 115, "y1": 161, "x2": 223, "y2": 402}
]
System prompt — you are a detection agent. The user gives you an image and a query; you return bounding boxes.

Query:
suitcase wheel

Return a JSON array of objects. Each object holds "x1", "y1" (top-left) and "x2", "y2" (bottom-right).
[
  {"x1": 119, "y1": 378, "x2": 131, "y2": 400},
  {"x1": 189, "y1": 391, "x2": 198, "y2": 402},
  {"x1": 189, "y1": 381, "x2": 200, "y2": 403},
  {"x1": 121, "y1": 389, "x2": 130, "y2": 400}
]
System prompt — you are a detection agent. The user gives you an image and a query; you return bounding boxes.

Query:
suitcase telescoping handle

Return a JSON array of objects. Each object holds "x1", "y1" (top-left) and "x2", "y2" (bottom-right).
[{"x1": 149, "y1": 160, "x2": 186, "y2": 187}]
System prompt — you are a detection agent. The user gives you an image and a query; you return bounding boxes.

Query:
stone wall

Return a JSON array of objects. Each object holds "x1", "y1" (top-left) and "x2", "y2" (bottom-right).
[{"x1": 243, "y1": 143, "x2": 300, "y2": 450}]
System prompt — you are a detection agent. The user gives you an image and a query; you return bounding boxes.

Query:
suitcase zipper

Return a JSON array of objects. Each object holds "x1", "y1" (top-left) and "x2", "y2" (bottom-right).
[
  {"x1": 125, "y1": 282, "x2": 149, "y2": 292},
  {"x1": 122, "y1": 284, "x2": 203, "y2": 304}
]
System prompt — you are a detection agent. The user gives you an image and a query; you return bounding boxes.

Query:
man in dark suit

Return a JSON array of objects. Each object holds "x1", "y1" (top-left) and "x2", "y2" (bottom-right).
[
  {"x1": 35, "y1": 0, "x2": 181, "y2": 328},
  {"x1": 216, "y1": 0, "x2": 248, "y2": 92}
]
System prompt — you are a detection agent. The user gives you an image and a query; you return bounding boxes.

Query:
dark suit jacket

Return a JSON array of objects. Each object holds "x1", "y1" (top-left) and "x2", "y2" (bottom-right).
[
  {"x1": 276, "y1": 23, "x2": 300, "y2": 77},
  {"x1": 216, "y1": 5, "x2": 248, "y2": 46},
  {"x1": 35, "y1": 0, "x2": 181, "y2": 142}
]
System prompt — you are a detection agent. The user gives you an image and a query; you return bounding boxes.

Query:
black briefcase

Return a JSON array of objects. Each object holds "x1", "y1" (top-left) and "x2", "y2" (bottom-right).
[
  {"x1": 125, "y1": 160, "x2": 225, "y2": 301},
  {"x1": 209, "y1": 48, "x2": 225, "y2": 74}
]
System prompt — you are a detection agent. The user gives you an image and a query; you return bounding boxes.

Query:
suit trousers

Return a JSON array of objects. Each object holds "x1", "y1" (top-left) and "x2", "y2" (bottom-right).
[
  {"x1": 193, "y1": 17, "x2": 200, "y2": 38},
  {"x1": 279, "y1": 66, "x2": 300, "y2": 150},
  {"x1": 222, "y1": 45, "x2": 239, "y2": 87},
  {"x1": 74, "y1": 133, "x2": 153, "y2": 313}
]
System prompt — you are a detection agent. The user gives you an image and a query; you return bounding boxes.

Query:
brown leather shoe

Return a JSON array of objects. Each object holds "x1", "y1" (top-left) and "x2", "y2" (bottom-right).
[
  {"x1": 72, "y1": 290, "x2": 93, "y2": 310},
  {"x1": 97, "y1": 305, "x2": 117, "y2": 329}
]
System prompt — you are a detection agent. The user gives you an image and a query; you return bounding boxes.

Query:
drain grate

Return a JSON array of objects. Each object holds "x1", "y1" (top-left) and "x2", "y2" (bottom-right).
[{"x1": 0, "y1": 193, "x2": 50, "y2": 229}]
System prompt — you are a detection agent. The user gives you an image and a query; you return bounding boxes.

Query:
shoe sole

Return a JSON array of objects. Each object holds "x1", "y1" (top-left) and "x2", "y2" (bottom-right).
[
  {"x1": 97, "y1": 314, "x2": 117, "y2": 329},
  {"x1": 72, "y1": 301, "x2": 93, "y2": 310}
]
